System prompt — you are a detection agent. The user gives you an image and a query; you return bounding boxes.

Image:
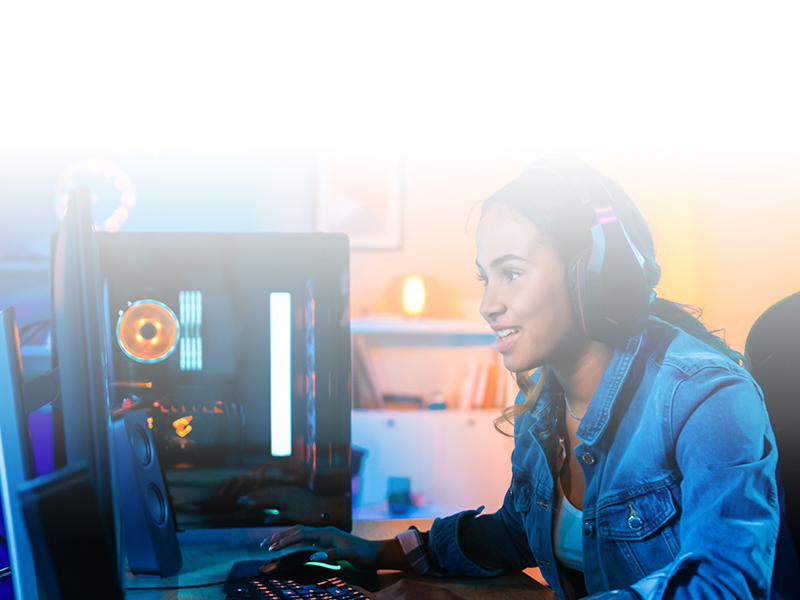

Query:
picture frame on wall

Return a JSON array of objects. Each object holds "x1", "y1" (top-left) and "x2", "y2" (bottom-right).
[{"x1": 315, "y1": 153, "x2": 403, "y2": 250}]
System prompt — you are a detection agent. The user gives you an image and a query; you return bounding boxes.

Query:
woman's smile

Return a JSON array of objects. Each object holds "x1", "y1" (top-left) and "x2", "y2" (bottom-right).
[{"x1": 493, "y1": 326, "x2": 522, "y2": 352}]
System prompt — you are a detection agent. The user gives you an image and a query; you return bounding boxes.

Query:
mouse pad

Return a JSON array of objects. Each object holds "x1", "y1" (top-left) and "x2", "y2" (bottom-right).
[{"x1": 224, "y1": 560, "x2": 381, "y2": 592}]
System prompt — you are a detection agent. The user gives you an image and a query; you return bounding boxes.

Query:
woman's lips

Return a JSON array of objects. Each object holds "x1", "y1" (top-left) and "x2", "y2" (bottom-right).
[{"x1": 495, "y1": 328, "x2": 521, "y2": 353}]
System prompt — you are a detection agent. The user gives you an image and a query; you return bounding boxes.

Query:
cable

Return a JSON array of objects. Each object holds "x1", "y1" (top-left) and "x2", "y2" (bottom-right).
[{"x1": 18, "y1": 320, "x2": 50, "y2": 347}]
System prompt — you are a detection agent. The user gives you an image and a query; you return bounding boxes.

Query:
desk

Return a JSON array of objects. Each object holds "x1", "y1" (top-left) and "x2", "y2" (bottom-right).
[{"x1": 123, "y1": 520, "x2": 558, "y2": 599}]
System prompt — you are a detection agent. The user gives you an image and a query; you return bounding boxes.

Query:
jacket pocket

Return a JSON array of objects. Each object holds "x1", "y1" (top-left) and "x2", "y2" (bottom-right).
[
  {"x1": 596, "y1": 485, "x2": 676, "y2": 540},
  {"x1": 591, "y1": 484, "x2": 680, "y2": 588}
]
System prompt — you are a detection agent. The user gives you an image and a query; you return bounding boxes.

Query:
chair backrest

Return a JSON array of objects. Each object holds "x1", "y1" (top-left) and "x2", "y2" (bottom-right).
[{"x1": 745, "y1": 291, "x2": 800, "y2": 546}]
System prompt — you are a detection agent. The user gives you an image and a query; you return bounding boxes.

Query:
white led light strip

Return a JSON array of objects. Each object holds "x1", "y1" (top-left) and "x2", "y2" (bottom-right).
[
  {"x1": 179, "y1": 291, "x2": 203, "y2": 371},
  {"x1": 270, "y1": 292, "x2": 292, "y2": 457}
]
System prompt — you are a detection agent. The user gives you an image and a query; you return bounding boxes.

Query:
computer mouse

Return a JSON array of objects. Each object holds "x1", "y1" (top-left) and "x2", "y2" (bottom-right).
[{"x1": 258, "y1": 549, "x2": 344, "y2": 583}]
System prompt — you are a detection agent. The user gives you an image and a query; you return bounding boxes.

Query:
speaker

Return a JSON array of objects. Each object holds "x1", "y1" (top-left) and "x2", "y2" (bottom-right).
[
  {"x1": 530, "y1": 158, "x2": 649, "y2": 344},
  {"x1": 113, "y1": 409, "x2": 182, "y2": 576}
]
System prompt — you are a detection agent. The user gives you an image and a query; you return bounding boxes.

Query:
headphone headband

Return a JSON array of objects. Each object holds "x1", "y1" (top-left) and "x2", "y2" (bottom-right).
[{"x1": 525, "y1": 158, "x2": 649, "y2": 344}]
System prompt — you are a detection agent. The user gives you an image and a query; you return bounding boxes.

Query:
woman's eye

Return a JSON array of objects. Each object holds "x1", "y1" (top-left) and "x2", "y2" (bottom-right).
[
  {"x1": 503, "y1": 270, "x2": 520, "y2": 282},
  {"x1": 476, "y1": 273, "x2": 488, "y2": 287}
]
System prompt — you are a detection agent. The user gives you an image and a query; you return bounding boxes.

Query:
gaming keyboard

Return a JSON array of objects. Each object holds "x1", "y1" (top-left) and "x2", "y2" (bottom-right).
[{"x1": 224, "y1": 576, "x2": 370, "y2": 599}]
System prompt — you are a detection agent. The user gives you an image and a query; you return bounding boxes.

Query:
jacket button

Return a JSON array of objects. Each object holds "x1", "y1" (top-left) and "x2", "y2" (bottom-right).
[
  {"x1": 628, "y1": 515, "x2": 644, "y2": 531},
  {"x1": 583, "y1": 522, "x2": 594, "y2": 537},
  {"x1": 582, "y1": 452, "x2": 596, "y2": 465},
  {"x1": 540, "y1": 429, "x2": 551, "y2": 439}
]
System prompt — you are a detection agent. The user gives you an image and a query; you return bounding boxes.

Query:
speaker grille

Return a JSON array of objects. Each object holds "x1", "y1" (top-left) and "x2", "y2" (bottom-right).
[
  {"x1": 130, "y1": 424, "x2": 152, "y2": 467},
  {"x1": 146, "y1": 484, "x2": 167, "y2": 526}
]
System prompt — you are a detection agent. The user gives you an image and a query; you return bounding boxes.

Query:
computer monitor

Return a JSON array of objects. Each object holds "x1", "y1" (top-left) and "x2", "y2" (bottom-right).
[
  {"x1": 0, "y1": 306, "x2": 39, "y2": 599},
  {"x1": 96, "y1": 231, "x2": 353, "y2": 531},
  {"x1": 50, "y1": 187, "x2": 121, "y2": 571}
]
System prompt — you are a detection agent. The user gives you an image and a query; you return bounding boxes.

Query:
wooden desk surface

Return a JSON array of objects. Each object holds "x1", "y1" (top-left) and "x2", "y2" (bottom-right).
[{"x1": 123, "y1": 520, "x2": 557, "y2": 599}]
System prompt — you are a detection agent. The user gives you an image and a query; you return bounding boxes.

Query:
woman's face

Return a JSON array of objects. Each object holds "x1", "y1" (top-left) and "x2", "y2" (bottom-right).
[{"x1": 476, "y1": 205, "x2": 584, "y2": 373}]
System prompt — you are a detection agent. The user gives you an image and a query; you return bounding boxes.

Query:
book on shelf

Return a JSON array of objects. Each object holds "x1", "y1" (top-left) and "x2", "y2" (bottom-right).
[
  {"x1": 454, "y1": 358, "x2": 517, "y2": 411},
  {"x1": 457, "y1": 362, "x2": 479, "y2": 410},
  {"x1": 481, "y1": 363, "x2": 499, "y2": 409},
  {"x1": 382, "y1": 393, "x2": 424, "y2": 410},
  {"x1": 472, "y1": 364, "x2": 489, "y2": 409}
]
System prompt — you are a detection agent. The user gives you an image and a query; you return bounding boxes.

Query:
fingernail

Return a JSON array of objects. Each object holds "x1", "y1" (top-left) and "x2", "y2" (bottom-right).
[
  {"x1": 309, "y1": 552, "x2": 328, "y2": 562},
  {"x1": 259, "y1": 539, "x2": 269, "y2": 548},
  {"x1": 268, "y1": 543, "x2": 277, "y2": 551}
]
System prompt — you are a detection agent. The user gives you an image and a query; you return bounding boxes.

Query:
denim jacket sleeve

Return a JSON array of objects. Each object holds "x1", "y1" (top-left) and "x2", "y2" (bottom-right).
[
  {"x1": 428, "y1": 491, "x2": 538, "y2": 576},
  {"x1": 587, "y1": 366, "x2": 779, "y2": 599}
]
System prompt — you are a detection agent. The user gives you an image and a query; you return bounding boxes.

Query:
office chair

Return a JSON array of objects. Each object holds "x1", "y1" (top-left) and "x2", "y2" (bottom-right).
[{"x1": 745, "y1": 290, "x2": 800, "y2": 598}]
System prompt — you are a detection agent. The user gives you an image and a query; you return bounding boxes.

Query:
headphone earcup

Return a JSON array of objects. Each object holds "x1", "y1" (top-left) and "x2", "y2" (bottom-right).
[{"x1": 567, "y1": 252, "x2": 589, "y2": 337}]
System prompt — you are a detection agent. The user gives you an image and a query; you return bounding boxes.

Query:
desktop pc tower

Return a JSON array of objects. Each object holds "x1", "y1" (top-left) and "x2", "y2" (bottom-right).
[{"x1": 96, "y1": 231, "x2": 353, "y2": 532}]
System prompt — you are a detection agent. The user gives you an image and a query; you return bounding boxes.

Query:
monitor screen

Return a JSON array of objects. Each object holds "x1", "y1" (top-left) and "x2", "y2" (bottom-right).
[{"x1": 96, "y1": 232, "x2": 352, "y2": 531}]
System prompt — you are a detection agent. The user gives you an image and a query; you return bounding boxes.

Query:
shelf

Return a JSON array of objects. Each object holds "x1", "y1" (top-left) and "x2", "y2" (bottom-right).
[{"x1": 351, "y1": 317, "x2": 496, "y2": 347}]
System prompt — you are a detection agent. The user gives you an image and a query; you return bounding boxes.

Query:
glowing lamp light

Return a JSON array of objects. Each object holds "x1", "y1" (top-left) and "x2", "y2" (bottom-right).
[
  {"x1": 402, "y1": 276, "x2": 426, "y2": 316},
  {"x1": 380, "y1": 274, "x2": 462, "y2": 318}
]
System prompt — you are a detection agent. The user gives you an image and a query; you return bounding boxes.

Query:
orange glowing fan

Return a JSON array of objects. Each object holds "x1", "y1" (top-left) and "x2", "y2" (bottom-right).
[{"x1": 117, "y1": 300, "x2": 180, "y2": 363}]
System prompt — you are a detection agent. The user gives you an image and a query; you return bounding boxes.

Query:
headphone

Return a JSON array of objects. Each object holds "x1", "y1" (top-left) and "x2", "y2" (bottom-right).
[{"x1": 525, "y1": 158, "x2": 650, "y2": 344}]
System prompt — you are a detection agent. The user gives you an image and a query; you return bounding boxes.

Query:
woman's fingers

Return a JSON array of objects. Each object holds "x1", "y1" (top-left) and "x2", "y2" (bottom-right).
[
  {"x1": 263, "y1": 526, "x2": 381, "y2": 570},
  {"x1": 265, "y1": 525, "x2": 312, "y2": 551},
  {"x1": 265, "y1": 525, "x2": 338, "y2": 551}
]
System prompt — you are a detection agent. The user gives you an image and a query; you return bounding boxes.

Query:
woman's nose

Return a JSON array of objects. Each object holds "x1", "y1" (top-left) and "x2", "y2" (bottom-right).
[{"x1": 479, "y1": 286, "x2": 504, "y2": 322}]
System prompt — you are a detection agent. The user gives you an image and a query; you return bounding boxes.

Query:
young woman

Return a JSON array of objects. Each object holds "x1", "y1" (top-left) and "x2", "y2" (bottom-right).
[{"x1": 265, "y1": 158, "x2": 782, "y2": 599}]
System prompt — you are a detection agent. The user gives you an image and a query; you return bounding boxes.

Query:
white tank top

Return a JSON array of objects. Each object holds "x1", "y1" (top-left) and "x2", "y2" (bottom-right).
[{"x1": 554, "y1": 490, "x2": 584, "y2": 572}]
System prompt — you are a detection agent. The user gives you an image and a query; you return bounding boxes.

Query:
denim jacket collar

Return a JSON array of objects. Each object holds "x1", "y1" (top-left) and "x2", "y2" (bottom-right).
[
  {"x1": 577, "y1": 332, "x2": 645, "y2": 444},
  {"x1": 526, "y1": 330, "x2": 645, "y2": 446}
]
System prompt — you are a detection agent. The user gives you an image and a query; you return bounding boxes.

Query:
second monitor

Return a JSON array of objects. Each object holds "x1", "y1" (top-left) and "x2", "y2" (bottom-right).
[{"x1": 97, "y1": 232, "x2": 352, "y2": 531}]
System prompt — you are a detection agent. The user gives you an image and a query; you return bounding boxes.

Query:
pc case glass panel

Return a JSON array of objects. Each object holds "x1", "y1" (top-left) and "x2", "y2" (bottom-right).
[{"x1": 97, "y1": 232, "x2": 352, "y2": 531}]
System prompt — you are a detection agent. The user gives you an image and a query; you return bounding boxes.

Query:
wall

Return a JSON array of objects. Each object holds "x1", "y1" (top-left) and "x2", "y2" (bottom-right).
[
  {"x1": 3, "y1": 148, "x2": 799, "y2": 381},
  {"x1": 352, "y1": 148, "x2": 800, "y2": 353}
]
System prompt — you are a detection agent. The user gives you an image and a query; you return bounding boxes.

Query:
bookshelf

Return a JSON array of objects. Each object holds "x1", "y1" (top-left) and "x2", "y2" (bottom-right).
[
  {"x1": 351, "y1": 317, "x2": 497, "y2": 346},
  {"x1": 351, "y1": 317, "x2": 515, "y2": 410},
  {"x1": 350, "y1": 317, "x2": 517, "y2": 518}
]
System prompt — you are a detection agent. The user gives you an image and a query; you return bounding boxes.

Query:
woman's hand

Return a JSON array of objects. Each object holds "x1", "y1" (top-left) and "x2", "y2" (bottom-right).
[{"x1": 264, "y1": 525, "x2": 400, "y2": 571}]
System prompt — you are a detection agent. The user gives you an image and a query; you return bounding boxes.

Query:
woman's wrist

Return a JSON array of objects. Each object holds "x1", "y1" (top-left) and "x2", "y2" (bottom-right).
[{"x1": 372, "y1": 538, "x2": 411, "y2": 571}]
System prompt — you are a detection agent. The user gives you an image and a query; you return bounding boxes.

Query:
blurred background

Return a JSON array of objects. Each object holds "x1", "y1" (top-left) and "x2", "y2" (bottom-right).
[{"x1": 2, "y1": 0, "x2": 799, "y2": 517}]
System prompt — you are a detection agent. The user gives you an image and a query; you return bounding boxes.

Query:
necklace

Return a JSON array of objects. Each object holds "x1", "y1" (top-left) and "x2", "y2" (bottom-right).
[{"x1": 564, "y1": 394, "x2": 583, "y2": 421}]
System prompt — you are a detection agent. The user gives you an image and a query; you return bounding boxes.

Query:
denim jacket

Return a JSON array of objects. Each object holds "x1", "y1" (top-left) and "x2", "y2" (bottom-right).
[{"x1": 429, "y1": 317, "x2": 779, "y2": 599}]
